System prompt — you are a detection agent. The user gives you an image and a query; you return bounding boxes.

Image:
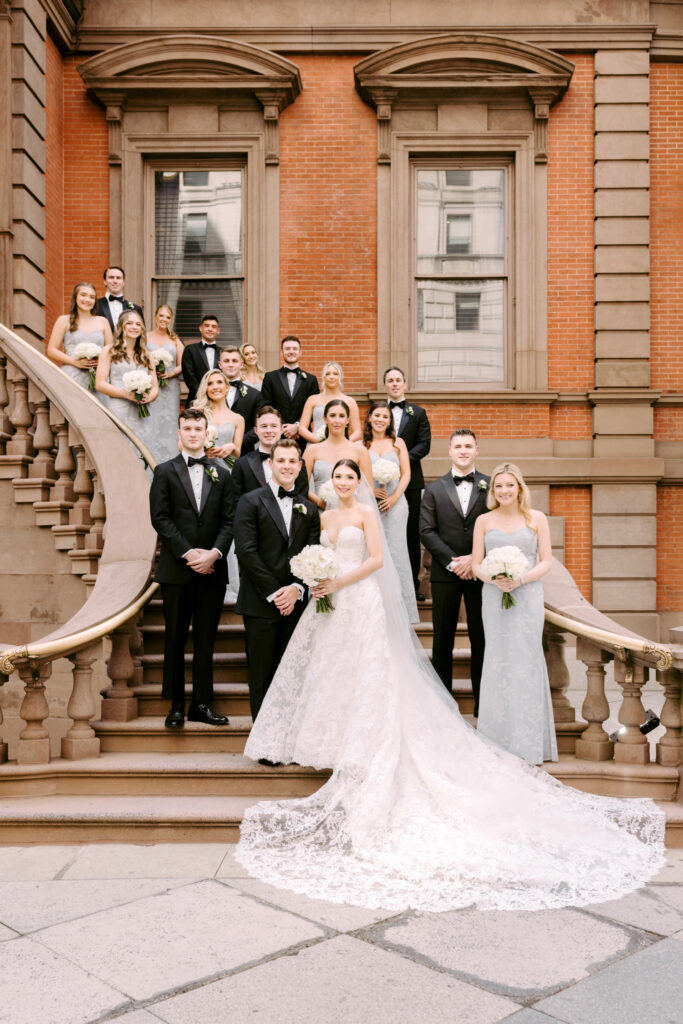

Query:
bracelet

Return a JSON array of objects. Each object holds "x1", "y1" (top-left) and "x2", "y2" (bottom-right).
[{"x1": 520, "y1": 575, "x2": 526, "y2": 585}]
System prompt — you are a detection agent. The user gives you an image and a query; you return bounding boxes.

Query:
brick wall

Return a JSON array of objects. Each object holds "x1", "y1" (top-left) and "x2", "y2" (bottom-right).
[
  {"x1": 550, "y1": 486, "x2": 592, "y2": 599},
  {"x1": 657, "y1": 486, "x2": 683, "y2": 611},
  {"x1": 62, "y1": 58, "x2": 109, "y2": 308},
  {"x1": 547, "y1": 55, "x2": 595, "y2": 394},
  {"x1": 423, "y1": 403, "x2": 550, "y2": 439},
  {"x1": 549, "y1": 405, "x2": 592, "y2": 439},
  {"x1": 44, "y1": 36, "x2": 63, "y2": 338},
  {"x1": 279, "y1": 56, "x2": 378, "y2": 390},
  {"x1": 650, "y1": 64, "x2": 683, "y2": 393}
]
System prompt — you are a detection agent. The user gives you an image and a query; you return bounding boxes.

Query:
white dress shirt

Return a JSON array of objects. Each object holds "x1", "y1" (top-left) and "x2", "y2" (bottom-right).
[
  {"x1": 106, "y1": 293, "x2": 124, "y2": 326},
  {"x1": 258, "y1": 447, "x2": 273, "y2": 484},
  {"x1": 266, "y1": 478, "x2": 303, "y2": 603},
  {"x1": 390, "y1": 402, "x2": 404, "y2": 435},
  {"x1": 286, "y1": 366, "x2": 299, "y2": 396},
  {"x1": 202, "y1": 343, "x2": 217, "y2": 370},
  {"x1": 452, "y1": 469, "x2": 475, "y2": 513}
]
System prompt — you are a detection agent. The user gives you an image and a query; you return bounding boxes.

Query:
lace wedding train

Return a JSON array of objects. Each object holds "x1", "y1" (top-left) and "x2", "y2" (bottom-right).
[{"x1": 236, "y1": 526, "x2": 665, "y2": 913}]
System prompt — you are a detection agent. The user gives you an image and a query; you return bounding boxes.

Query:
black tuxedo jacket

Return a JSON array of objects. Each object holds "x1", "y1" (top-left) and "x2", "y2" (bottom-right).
[
  {"x1": 150, "y1": 454, "x2": 235, "y2": 585},
  {"x1": 419, "y1": 470, "x2": 490, "y2": 583},
  {"x1": 227, "y1": 381, "x2": 261, "y2": 434},
  {"x1": 181, "y1": 341, "x2": 224, "y2": 404},
  {"x1": 393, "y1": 402, "x2": 431, "y2": 491},
  {"x1": 95, "y1": 296, "x2": 144, "y2": 334},
  {"x1": 260, "y1": 367, "x2": 320, "y2": 426},
  {"x1": 231, "y1": 449, "x2": 309, "y2": 502},
  {"x1": 234, "y1": 486, "x2": 320, "y2": 619}
]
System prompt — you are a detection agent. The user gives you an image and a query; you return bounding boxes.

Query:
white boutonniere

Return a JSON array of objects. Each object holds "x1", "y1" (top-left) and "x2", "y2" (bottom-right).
[
  {"x1": 124, "y1": 300, "x2": 135, "y2": 311},
  {"x1": 239, "y1": 384, "x2": 247, "y2": 398},
  {"x1": 300, "y1": 371, "x2": 307, "y2": 380},
  {"x1": 405, "y1": 405, "x2": 414, "y2": 416},
  {"x1": 293, "y1": 502, "x2": 307, "y2": 516},
  {"x1": 205, "y1": 466, "x2": 219, "y2": 484},
  {"x1": 478, "y1": 479, "x2": 488, "y2": 492}
]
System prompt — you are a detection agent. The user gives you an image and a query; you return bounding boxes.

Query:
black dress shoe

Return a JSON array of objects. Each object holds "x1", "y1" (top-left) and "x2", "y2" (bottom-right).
[
  {"x1": 416, "y1": 592, "x2": 426, "y2": 602},
  {"x1": 187, "y1": 703, "x2": 229, "y2": 726},
  {"x1": 164, "y1": 708, "x2": 185, "y2": 729},
  {"x1": 258, "y1": 758, "x2": 283, "y2": 767}
]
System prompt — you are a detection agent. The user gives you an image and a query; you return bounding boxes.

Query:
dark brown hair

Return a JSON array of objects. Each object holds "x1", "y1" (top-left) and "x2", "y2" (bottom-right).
[
  {"x1": 178, "y1": 407, "x2": 208, "y2": 428},
  {"x1": 363, "y1": 400, "x2": 397, "y2": 449}
]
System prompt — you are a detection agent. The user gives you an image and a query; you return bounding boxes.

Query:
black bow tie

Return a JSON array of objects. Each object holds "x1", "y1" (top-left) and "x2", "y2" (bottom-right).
[
  {"x1": 257, "y1": 450, "x2": 270, "y2": 461},
  {"x1": 389, "y1": 400, "x2": 405, "y2": 409},
  {"x1": 187, "y1": 455, "x2": 208, "y2": 468},
  {"x1": 278, "y1": 485, "x2": 294, "y2": 499},
  {"x1": 228, "y1": 379, "x2": 241, "y2": 386},
  {"x1": 108, "y1": 295, "x2": 124, "y2": 303},
  {"x1": 202, "y1": 342, "x2": 216, "y2": 348},
  {"x1": 454, "y1": 472, "x2": 475, "y2": 484},
  {"x1": 285, "y1": 366, "x2": 301, "y2": 376}
]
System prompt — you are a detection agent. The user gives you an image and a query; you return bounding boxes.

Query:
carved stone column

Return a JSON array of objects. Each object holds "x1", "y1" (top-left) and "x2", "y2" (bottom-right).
[
  {"x1": 16, "y1": 660, "x2": 52, "y2": 765},
  {"x1": 34, "y1": 415, "x2": 75, "y2": 526},
  {"x1": 368, "y1": 88, "x2": 396, "y2": 165},
  {"x1": 543, "y1": 626, "x2": 575, "y2": 722},
  {"x1": 101, "y1": 624, "x2": 138, "y2": 721},
  {"x1": 574, "y1": 637, "x2": 614, "y2": 761},
  {"x1": 529, "y1": 88, "x2": 553, "y2": 165},
  {"x1": 0, "y1": 368, "x2": 33, "y2": 477},
  {"x1": 255, "y1": 90, "x2": 287, "y2": 166},
  {"x1": 656, "y1": 666, "x2": 682, "y2": 767},
  {"x1": 62, "y1": 643, "x2": 101, "y2": 760},
  {"x1": 613, "y1": 653, "x2": 649, "y2": 764},
  {"x1": 0, "y1": 354, "x2": 11, "y2": 449},
  {"x1": 0, "y1": 674, "x2": 8, "y2": 763},
  {"x1": 13, "y1": 388, "x2": 55, "y2": 503}
]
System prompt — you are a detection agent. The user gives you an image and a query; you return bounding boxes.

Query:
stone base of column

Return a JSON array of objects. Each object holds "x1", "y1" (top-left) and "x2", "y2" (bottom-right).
[
  {"x1": 61, "y1": 735, "x2": 100, "y2": 760},
  {"x1": 614, "y1": 743, "x2": 649, "y2": 765},
  {"x1": 100, "y1": 693, "x2": 138, "y2": 721},
  {"x1": 16, "y1": 737, "x2": 50, "y2": 765},
  {"x1": 656, "y1": 744, "x2": 682, "y2": 768},
  {"x1": 575, "y1": 737, "x2": 614, "y2": 761},
  {"x1": 0, "y1": 742, "x2": 7, "y2": 764}
]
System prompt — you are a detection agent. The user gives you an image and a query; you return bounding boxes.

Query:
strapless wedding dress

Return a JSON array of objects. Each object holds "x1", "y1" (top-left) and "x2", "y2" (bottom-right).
[{"x1": 237, "y1": 526, "x2": 665, "y2": 913}]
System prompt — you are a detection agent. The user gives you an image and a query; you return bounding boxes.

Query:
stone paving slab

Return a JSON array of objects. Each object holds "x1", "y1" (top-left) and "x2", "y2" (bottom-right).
[
  {"x1": 215, "y1": 846, "x2": 255, "y2": 878},
  {"x1": 33, "y1": 878, "x2": 325, "y2": 1002},
  {"x1": 109, "y1": 1013, "x2": 161, "y2": 1023},
  {"x1": 225, "y1": 876, "x2": 395, "y2": 932},
  {"x1": 363, "y1": 907, "x2": 653, "y2": 1002},
  {"x1": 499, "y1": 1011, "x2": 564, "y2": 1024},
  {"x1": 0, "y1": 921, "x2": 18, "y2": 941},
  {"x1": 0, "y1": 936, "x2": 127, "y2": 1024},
  {"x1": 150, "y1": 934, "x2": 519, "y2": 1024},
  {"x1": 0, "y1": 878, "x2": 191, "y2": 933},
  {"x1": 0, "y1": 845, "x2": 79, "y2": 880},
  {"x1": 535, "y1": 934, "x2": 683, "y2": 1024},
  {"x1": 62, "y1": 842, "x2": 232, "y2": 879},
  {"x1": 651, "y1": 848, "x2": 683, "y2": 885},
  {"x1": 582, "y1": 886, "x2": 683, "y2": 936}
]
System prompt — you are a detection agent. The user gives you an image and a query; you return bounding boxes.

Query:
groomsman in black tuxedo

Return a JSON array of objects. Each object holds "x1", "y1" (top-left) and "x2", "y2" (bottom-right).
[
  {"x1": 234, "y1": 438, "x2": 320, "y2": 729},
  {"x1": 419, "y1": 428, "x2": 490, "y2": 716},
  {"x1": 231, "y1": 405, "x2": 309, "y2": 501},
  {"x1": 95, "y1": 266, "x2": 144, "y2": 333},
  {"x1": 181, "y1": 314, "x2": 222, "y2": 404},
  {"x1": 217, "y1": 346, "x2": 261, "y2": 451},
  {"x1": 149, "y1": 407, "x2": 234, "y2": 729},
  {"x1": 260, "y1": 336, "x2": 319, "y2": 443},
  {"x1": 384, "y1": 366, "x2": 431, "y2": 600}
]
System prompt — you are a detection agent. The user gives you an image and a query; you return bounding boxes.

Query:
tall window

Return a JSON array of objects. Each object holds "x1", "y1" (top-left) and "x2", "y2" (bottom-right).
[
  {"x1": 153, "y1": 169, "x2": 244, "y2": 344},
  {"x1": 415, "y1": 165, "x2": 508, "y2": 385}
]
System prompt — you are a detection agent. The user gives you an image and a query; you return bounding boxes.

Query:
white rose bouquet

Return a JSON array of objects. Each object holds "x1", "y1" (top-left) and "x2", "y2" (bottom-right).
[
  {"x1": 72, "y1": 341, "x2": 100, "y2": 390},
  {"x1": 122, "y1": 369, "x2": 154, "y2": 419},
  {"x1": 318, "y1": 479, "x2": 337, "y2": 508},
  {"x1": 153, "y1": 349, "x2": 174, "y2": 387},
  {"x1": 289, "y1": 544, "x2": 339, "y2": 613},
  {"x1": 315, "y1": 426, "x2": 327, "y2": 442},
  {"x1": 372, "y1": 457, "x2": 400, "y2": 487},
  {"x1": 481, "y1": 545, "x2": 529, "y2": 610},
  {"x1": 203, "y1": 426, "x2": 218, "y2": 450}
]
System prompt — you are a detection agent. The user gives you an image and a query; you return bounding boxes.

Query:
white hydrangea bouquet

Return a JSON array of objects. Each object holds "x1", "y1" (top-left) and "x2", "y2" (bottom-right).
[
  {"x1": 290, "y1": 544, "x2": 339, "y2": 613},
  {"x1": 318, "y1": 479, "x2": 338, "y2": 508},
  {"x1": 315, "y1": 426, "x2": 327, "y2": 442},
  {"x1": 122, "y1": 369, "x2": 154, "y2": 418},
  {"x1": 72, "y1": 341, "x2": 100, "y2": 390},
  {"x1": 153, "y1": 348, "x2": 174, "y2": 387},
  {"x1": 203, "y1": 425, "x2": 218, "y2": 450},
  {"x1": 372, "y1": 457, "x2": 400, "y2": 487},
  {"x1": 481, "y1": 544, "x2": 529, "y2": 610}
]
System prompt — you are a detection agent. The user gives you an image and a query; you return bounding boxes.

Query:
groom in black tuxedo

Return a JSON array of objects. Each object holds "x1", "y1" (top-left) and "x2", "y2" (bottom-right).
[
  {"x1": 420, "y1": 428, "x2": 489, "y2": 716},
  {"x1": 234, "y1": 438, "x2": 320, "y2": 725},
  {"x1": 149, "y1": 407, "x2": 234, "y2": 728},
  {"x1": 260, "y1": 336, "x2": 319, "y2": 444}
]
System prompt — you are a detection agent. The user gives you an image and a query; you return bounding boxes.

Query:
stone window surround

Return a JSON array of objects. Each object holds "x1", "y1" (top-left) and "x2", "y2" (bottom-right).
[
  {"x1": 78, "y1": 35, "x2": 302, "y2": 365},
  {"x1": 354, "y1": 33, "x2": 574, "y2": 393}
]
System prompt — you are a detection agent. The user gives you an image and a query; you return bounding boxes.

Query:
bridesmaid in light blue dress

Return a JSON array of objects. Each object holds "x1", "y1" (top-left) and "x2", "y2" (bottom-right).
[
  {"x1": 191, "y1": 368, "x2": 245, "y2": 602},
  {"x1": 303, "y1": 398, "x2": 373, "y2": 511},
  {"x1": 239, "y1": 343, "x2": 265, "y2": 392},
  {"x1": 472, "y1": 462, "x2": 558, "y2": 765},
  {"x1": 297, "y1": 362, "x2": 362, "y2": 445},
  {"x1": 47, "y1": 282, "x2": 112, "y2": 396},
  {"x1": 95, "y1": 309, "x2": 160, "y2": 460},
  {"x1": 364, "y1": 401, "x2": 418, "y2": 623},
  {"x1": 146, "y1": 304, "x2": 185, "y2": 463}
]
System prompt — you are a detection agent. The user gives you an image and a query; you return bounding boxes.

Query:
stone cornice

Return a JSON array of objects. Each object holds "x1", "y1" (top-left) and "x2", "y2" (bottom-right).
[
  {"x1": 651, "y1": 31, "x2": 683, "y2": 60},
  {"x1": 42, "y1": 0, "x2": 82, "y2": 53}
]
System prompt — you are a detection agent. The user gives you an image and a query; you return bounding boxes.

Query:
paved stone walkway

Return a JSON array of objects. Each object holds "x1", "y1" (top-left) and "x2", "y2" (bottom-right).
[{"x1": 0, "y1": 843, "x2": 681, "y2": 1024}]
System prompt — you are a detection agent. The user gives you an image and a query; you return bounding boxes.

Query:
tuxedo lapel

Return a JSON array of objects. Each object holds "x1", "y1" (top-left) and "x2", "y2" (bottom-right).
[
  {"x1": 288, "y1": 503, "x2": 306, "y2": 549},
  {"x1": 261, "y1": 487, "x2": 288, "y2": 541},
  {"x1": 172, "y1": 456, "x2": 199, "y2": 514},
  {"x1": 397, "y1": 408, "x2": 410, "y2": 438},
  {"x1": 248, "y1": 450, "x2": 266, "y2": 487},
  {"x1": 198, "y1": 467, "x2": 212, "y2": 516},
  {"x1": 279, "y1": 366, "x2": 295, "y2": 401},
  {"x1": 463, "y1": 473, "x2": 488, "y2": 521},
  {"x1": 441, "y1": 473, "x2": 465, "y2": 518}
]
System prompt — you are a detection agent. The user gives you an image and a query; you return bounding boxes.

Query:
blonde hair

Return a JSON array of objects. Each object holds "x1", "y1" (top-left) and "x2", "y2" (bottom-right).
[
  {"x1": 321, "y1": 360, "x2": 344, "y2": 388},
  {"x1": 154, "y1": 304, "x2": 179, "y2": 341},
  {"x1": 239, "y1": 342, "x2": 265, "y2": 380},
  {"x1": 110, "y1": 310, "x2": 152, "y2": 368},
  {"x1": 487, "y1": 462, "x2": 534, "y2": 528},
  {"x1": 192, "y1": 369, "x2": 228, "y2": 414}
]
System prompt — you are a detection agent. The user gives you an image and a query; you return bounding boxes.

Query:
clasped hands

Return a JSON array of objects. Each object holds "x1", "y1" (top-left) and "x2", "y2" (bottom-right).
[
  {"x1": 448, "y1": 554, "x2": 476, "y2": 580},
  {"x1": 184, "y1": 548, "x2": 219, "y2": 575},
  {"x1": 272, "y1": 584, "x2": 300, "y2": 616},
  {"x1": 374, "y1": 487, "x2": 394, "y2": 514}
]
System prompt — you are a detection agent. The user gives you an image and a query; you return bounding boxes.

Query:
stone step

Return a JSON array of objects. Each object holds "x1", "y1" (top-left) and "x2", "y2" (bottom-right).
[
  {"x1": 93, "y1": 716, "x2": 253, "y2": 753},
  {"x1": 142, "y1": 597, "x2": 440, "y2": 628}
]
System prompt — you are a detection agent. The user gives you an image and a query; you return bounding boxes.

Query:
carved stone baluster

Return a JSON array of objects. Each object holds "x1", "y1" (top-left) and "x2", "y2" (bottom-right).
[
  {"x1": 16, "y1": 660, "x2": 52, "y2": 765},
  {"x1": 0, "y1": 368, "x2": 33, "y2": 477},
  {"x1": 613, "y1": 653, "x2": 650, "y2": 764},
  {"x1": 656, "y1": 666, "x2": 682, "y2": 767},
  {"x1": 72, "y1": 465, "x2": 104, "y2": 576},
  {"x1": 33, "y1": 415, "x2": 75, "y2": 526},
  {"x1": 129, "y1": 613, "x2": 145, "y2": 689},
  {"x1": 0, "y1": 674, "x2": 8, "y2": 763},
  {"x1": 101, "y1": 624, "x2": 138, "y2": 721},
  {"x1": 543, "y1": 625, "x2": 582, "y2": 753},
  {"x1": 574, "y1": 638, "x2": 614, "y2": 761},
  {"x1": 62, "y1": 643, "x2": 101, "y2": 760},
  {"x1": 0, "y1": 354, "x2": 11, "y2": 450},
  {"x1": 85, "y1": 470, "x2": 105, "y2": 551},
  {"x1": 14, "y1": 388, "x2": 56, "y2": 503},
  {"x1": 52, "y1": 442, "x2": 91, "y2": 551}
]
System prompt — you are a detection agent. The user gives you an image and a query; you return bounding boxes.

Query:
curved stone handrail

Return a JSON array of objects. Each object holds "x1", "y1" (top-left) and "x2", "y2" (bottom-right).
[{"x1": 0, "y1": 324, "x2": 158, "y2": 674}]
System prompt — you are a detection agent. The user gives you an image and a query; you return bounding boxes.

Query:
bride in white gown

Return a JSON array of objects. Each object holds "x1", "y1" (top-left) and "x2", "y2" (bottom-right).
[{"x1": 237, "y1": 459, "x2": 665, "y2": 913}]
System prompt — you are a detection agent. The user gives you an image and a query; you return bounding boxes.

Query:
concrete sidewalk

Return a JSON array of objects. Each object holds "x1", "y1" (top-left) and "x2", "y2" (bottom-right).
[{"x1": 0, "y1": 843, "x2": 681, "y2": 1024}]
